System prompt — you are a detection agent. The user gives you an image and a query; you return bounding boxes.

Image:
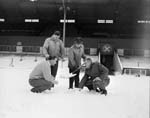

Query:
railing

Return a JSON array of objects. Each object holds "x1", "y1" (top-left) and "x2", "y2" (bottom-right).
[
  {"x1": 113, "y1": 52, "x2": 123, "y2": 73},
  {"x1": 0, "y1": 45, "x2": 16, "y2": 52},
  {"x1": 0, "y1": 45, "x2": 43, "y2": 56},
  {"x1": 117, "y1": 48, "x2": 150, "y2": 57},
  {"x1": 0, "y1": 45, "x2": 98, "y2": 56},
  {"x1": 122, "y1": 68, "x2": 150, "y2": 76},
  {"x1": 124, "y1": 49, "x2": 144, "y2": 56},
  {"x1": 22, "y1": 46, "x2": 40, "y2": 53},
  {"x1": 0, "y1": 45, "x2": 150, "y2": 57}
]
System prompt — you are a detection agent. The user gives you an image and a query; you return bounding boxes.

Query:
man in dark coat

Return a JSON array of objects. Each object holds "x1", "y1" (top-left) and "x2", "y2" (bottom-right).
[{"x1": 79, "y1": 58, "x2": 110, "y2": 95}]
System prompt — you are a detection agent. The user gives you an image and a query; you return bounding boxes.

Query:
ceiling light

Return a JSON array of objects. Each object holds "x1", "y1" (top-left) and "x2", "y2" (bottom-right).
[
  {"x1": 25, "y1": 19, "x2": 31, "y2": 22},
  {"x1": 60, "y1": 19, "x2": 75, "y2": 23},
  {"x1": 25, "y1": 19, "x2": 39, "y2": 22},
  {"x1": 106, "y1": 20, "x2": 113, "y2": 24},
  {"x1": 97, "y1": 20, "x2": 105, "y2": 23},
  {"x1": 137, "y1": 20, "x2": 150, "y2": 24},
  {"x1": 32, "y1": 19, "x2": 39, "y2": 22},
  {"x1": 67, "y1": 19, "x2": 75, "y2": 23},
  {"x1": 0, "y1": 18, "x2": 5, "y2": 22},
  {"x1": 29, "y1": 0, "x2": 38, "y2": 2}
]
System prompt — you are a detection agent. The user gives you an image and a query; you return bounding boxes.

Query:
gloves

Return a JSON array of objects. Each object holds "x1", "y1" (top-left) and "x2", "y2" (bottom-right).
[
  {"x1": 53, "y1": 80, "x2": 58, "y2": 85},
  {"x1": 68, "y1": 73, "x2": 77, "y2": 77},
  {"x1": 71, "y1": 66, "x2": 79, "y2": 74},
  {"x1": 79, "y1": 88, "x2": 82, "y2": 91},
  {"x1": 93, "y1": 77, "x2": 102, "y2": 91},
  {"x1": 83, "y1": 58, "x2": 86, "y2": 63}
]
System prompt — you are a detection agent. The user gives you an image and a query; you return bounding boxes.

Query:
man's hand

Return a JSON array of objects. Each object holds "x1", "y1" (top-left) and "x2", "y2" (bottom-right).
[
  {"x1": 53, "y1": 80, "x2": 58, "y2": 85},
  {"x1": 68, "y1": 73, "x2": 77, "y2": 78},
  {"x1": 45, "y1": 55, "x2": 50, "y2": 60},
  {"x1": 83, "y1": 58, "x2": 86, "y2": 63},
  {"x1": 51, "y1": 76, "x2": 58, "y2": 85},
  {"x1": 78, "y1": 88, "x2": 82, "y2": 91}
]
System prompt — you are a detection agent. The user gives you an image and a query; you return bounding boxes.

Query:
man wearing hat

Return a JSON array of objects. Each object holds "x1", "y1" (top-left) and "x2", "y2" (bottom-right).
[
  {"x1": 43, "y1": 31, "x2": 65, "y2": 79},
  {"x1": 68, "y1": 37, "x2": 86, "y2": 89},
  {"x1": 29, "y1": 57, "x2": 58, "y2": 93}
]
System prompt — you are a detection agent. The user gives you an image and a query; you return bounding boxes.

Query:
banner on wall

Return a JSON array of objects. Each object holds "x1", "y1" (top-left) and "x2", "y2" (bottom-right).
[{"x1": 100, "y1": 43, "x2": 114, "y2": 55}]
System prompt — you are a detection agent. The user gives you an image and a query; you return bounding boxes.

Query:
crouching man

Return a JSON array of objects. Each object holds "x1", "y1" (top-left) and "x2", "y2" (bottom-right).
[
  {"x1": 29, "y1": 57, "x2": 58, "y2": 93},
  {"x1": 79, "y1": 58, "x2": 110, "y2": 95}
]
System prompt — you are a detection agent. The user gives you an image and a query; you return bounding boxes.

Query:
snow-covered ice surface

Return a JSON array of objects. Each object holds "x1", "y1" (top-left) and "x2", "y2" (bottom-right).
[{"x1": 0, "y1": 55, "x2": 149, "y2": 118}]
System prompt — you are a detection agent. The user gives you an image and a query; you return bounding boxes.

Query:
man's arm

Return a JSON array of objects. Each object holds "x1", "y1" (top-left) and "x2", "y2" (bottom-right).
[
  {"x1": 43, "y1": 38, "x2": 49, "y2": 58},
  {"x1": 42, "y1": 62, "x2": 58, "y2": 84},
  {"x1": 98, "y1": 63, "x2": 109, "y2": 79},
  {"x1": 60, "y1": 40, "x2": 65, "y2": 59},
  {"x1": 68, "y1": 48, "x2": 76, "y2": 68},
  {"x1": 82, "y1": 51, "x2": 86, "y2": 60},
  {"x1": 79, "y1": 74, "x2": 88, "y2": 89},
  {"x1": 81, "y1": 44, "x2": 86, "y2": 60}
]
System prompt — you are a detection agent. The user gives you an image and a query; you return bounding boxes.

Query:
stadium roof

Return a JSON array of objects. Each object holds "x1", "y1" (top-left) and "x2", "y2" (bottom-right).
[{"x1": 0, "y1": 0, "x2": 149, "y2": 36}]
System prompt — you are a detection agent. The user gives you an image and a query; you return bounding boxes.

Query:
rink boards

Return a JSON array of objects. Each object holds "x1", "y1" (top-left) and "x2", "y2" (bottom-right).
[{"x1": 120, "y1": 56, "x2": 150, "y2": 76}]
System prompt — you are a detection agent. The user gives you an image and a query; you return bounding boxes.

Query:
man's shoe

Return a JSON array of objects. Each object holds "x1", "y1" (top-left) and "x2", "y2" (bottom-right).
[
  {"x1": 95, "y1": 88, "x2": 102, "y2": 93},
  {"x1": 101, "y1": 89, "x2": 107, "y2": 96},
  {"x1": 96, "y1": 89, "x2": 100, "y2": 93},
  {"x1": 51, "y1": 84, "x2": 54, "y2": 88},
  {"x1": 31, "y1": 88, "x2": 42, "y2": 93},
  {"x1": 48, "y1": 87, "x2": 51, "y2": 90},
  {"x1": 68, "y1": 87, "x2": 73, "y2": 89}
]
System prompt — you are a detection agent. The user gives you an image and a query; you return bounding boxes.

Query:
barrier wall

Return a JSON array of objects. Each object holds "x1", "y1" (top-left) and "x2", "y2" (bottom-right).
[
  {"x1": 0, "y1": 45, "x2": 97, "y2": 56},
  {"x1": 0, "y1": 36, "x2": 150, "y2": 49},
  {"x1": 123, "y1": 68, "x2": 150, "y2": 76},
  {"x1": 117, "y1": 49, "x2": 150, "y2": 57},
  {"x1": 113, "y1": 52, "x2": 123, "y2": 74},
  {"x1": 1, "y1": 44, "x2": 150, "y2": 57}
]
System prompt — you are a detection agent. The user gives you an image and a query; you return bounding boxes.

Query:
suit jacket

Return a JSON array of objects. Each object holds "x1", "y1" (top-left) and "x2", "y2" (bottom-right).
[
  {"x1": 68, "y1": 44, "x2": 86, "y2": 68},
  {"x1": 43, "y1": 37, "x2": 65, "y2": 59}
]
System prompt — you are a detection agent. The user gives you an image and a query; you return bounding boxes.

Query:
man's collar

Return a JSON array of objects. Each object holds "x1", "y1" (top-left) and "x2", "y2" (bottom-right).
[
  {"x1": 73, "y1": 45, "x2": 82, "y2": 49},
  {"x1": 51, "y1": 37, "x2": 59, "y2": 42},
  {"x1": 89, "y1": 63, "x2": 94, "y2": 69},
  {"x1": 86, "y1": 63, "x2": 93, "y2": 70}
]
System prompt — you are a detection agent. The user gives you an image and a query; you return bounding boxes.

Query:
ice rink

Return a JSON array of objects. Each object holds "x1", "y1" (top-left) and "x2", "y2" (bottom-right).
[{"x1": 0, "y1": 55, "x2": 149, "y2": 118}]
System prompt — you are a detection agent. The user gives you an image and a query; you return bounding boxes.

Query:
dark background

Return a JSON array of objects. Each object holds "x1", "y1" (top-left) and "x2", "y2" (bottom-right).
[{"x1": 0, "y1": 0, "x2": 150, "y2": 48}]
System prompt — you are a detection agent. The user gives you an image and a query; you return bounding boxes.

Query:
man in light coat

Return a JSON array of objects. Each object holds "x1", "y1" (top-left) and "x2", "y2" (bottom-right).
[
  {"x1": 43, "y1": 31, "x2": 65, "y2": 78},
  {"x1": 29, "y1": 57, "x2": 58, "y2": 93}
]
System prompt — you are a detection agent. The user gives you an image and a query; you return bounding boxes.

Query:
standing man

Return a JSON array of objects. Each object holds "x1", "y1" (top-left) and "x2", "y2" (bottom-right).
[
  {"x1": 29, "y1": 57, "x2": 58, "y2": 93},
  {"x1": 68, "y1": 37, "x2": 86, "y2": 89},
  {"x1": 43, "y1": 31, "x2": 65, "y2": 78},
  {"x1": 79, "y1": 58, "x2": 110, "y2": 95}
]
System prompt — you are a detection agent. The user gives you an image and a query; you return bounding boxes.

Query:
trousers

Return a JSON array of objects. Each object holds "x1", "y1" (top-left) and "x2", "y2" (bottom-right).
[
  {"x1": 69, "y1": 67, "x2": 80, "y2": 88},
  {"x1": 51, "y1": 60, "x2": 58, "y2": 78},
  {"x1": 29, "y1": 78, "x2": 53, "y2": 92},
  {"x1": 93, "y1": 79, "x2": 110, "y2": 90},
  {"x1": 84, "y1": 78, "x2": 110, "y2": 91}
]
